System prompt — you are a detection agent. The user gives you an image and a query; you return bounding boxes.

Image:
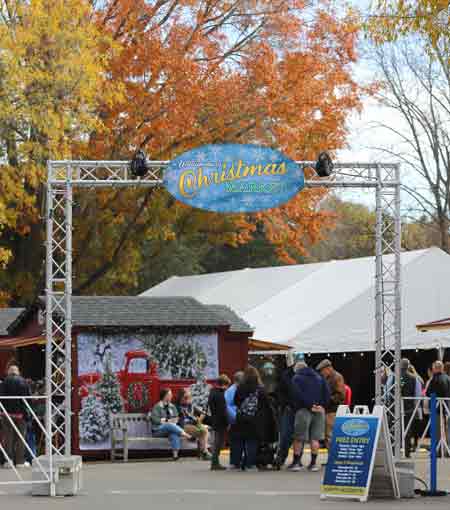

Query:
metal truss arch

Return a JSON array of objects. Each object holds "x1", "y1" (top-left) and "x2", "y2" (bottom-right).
[{"x1": 45, "y1": 159, "x2": 402, "y2": 458}]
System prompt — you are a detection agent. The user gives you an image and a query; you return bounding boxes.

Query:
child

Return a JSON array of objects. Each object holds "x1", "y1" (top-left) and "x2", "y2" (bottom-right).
[{"x1": 207, "y1": 374, "x2": 231, "y2": 470}]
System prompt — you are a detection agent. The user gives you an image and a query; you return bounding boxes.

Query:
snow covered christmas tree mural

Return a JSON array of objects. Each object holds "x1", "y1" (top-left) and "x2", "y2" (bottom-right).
[
  {"x1": 97, "y1": 353, "x2": 123, "y2": 415},
  {"x1": 79, "y1": 392, "x2": 109, "y2": 443},
  {"x1": 189, "y1": 377, "x2": 212, "y2": 413}
]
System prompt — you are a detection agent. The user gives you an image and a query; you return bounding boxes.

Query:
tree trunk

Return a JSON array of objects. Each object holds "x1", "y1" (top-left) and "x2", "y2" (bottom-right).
[{"x1": 439, "y1": 216, "x2": 450, "y2": 253}]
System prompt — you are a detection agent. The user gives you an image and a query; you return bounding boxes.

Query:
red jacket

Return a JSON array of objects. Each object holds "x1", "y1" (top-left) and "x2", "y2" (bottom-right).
[{"x1": 344, "y1": 384, "x2": 352, "y2": 406}]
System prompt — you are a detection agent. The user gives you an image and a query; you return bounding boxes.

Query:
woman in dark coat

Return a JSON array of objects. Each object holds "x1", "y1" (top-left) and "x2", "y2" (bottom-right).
[{"x1": 234, "y1": 366, "x2": 277, "y2": 471}]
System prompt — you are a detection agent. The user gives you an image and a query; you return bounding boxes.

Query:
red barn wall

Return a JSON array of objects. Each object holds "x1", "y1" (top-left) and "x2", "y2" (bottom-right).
[{"x1": 218, "y1": 327, "x2": 249, "y2": 377}]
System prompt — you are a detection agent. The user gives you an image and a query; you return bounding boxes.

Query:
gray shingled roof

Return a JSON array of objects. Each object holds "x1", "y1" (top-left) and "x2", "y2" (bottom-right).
[
  {"x1": 206, "y1": 304, "x2": 253, "y2": 333},
  {"x1": 39, "y1": 296, "x2": 230, "y2": 328},
  {"x1": 0, "y1": 308, "x2": 25, "y2": 336}
]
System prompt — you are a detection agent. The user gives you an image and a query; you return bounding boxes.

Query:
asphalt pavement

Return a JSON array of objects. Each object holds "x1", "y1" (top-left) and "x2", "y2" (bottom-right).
[{"x1": 1, "y1": 452, "x2": 450, "y2": 509}]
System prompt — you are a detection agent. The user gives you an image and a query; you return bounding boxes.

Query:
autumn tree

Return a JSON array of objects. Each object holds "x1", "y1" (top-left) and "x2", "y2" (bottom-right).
[
  {"x1": 1, "y1": 0, "x2": 365, "y2": 303},
  {"x1": 307, "y1": 196, "x2": 439, "y2": 262},
  {"x1": 73, "y1": 0, "x2": 364, "y2": 293},
  {"x1": 370, "y1": 1, "x2": 450, "y2": 45},
  {"x1": 0, "y1": 0, "x2": 119, "y2": 303},
  {"x1": 365, "y1": 40, "x2": 450, "y2": 252}
]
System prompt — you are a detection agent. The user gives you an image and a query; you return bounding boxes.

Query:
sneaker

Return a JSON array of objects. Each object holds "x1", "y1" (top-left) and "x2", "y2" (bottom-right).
[
  {"x1": 287, "y1": 462, "x2": 304, "y2": 472},
  {"x1": 308, "y1": 464, "x2": 320, "y2": 472},
  {"x1": 15, "y1": 464, "x2": 27, "y2": 468},
  {"x1": 211, "y1": 464, "x2": 227, "y2": 471},
  {"x1": 200, "y1": 451, "x2": 212, "y2": 461},
  {"x1": 228, "y1": 465, "x2": 240, "y2": 471},
  {"x1": 244, "y1": 466, "x2": 258, "y2": 472}
]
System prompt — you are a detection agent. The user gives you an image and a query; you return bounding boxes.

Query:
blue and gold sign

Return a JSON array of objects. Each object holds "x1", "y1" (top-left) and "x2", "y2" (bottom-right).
[{"x1": 164, "y1": 143, "x2": 304, "y2": 213}]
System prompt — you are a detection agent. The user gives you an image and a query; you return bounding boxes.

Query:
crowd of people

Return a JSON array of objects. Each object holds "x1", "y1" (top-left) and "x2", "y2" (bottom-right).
[
  {"x1": 389, "y1": 358, "x2": 450, "y2": 458},
  {"x1": 2, "y1": 354, "x2": 450, "y2": 470},
  {"x1": 151, "y1": 354, "x2": 350, "y2": 471}
]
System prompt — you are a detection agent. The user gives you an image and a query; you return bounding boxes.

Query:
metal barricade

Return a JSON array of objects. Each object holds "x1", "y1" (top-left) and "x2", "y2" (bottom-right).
[
  {"x1": 401, "y1": 396, "x2": 450, "y2": 458},
  {"x1": 0, "y1": 396, "x2": 54, "y2": 494}
]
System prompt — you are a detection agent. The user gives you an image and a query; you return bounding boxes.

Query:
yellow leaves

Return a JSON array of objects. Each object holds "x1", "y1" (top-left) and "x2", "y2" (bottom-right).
[
  {"x1": 0, "y1": 0, "x2": 119, "y2": 161},
  {"x1": 368, "y1": 0, "x2": 450, "y2": 45}
]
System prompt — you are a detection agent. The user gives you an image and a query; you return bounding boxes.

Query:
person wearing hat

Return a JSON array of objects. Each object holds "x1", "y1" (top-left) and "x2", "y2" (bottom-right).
[
  {"x1": 316, "y1": 359, "x2": 345, "y2": 449},
  {"x1": 289, "y1": 359, "x2": 330, "y2": 471},
  {"x1": 273, "y1": 351, "x2": 299, "y2": 470}
]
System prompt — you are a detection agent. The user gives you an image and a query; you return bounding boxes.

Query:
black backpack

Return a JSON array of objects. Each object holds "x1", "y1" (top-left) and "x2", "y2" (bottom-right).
[{"x1": 237, "y1": 391, "x2": 259, "y2": 423}]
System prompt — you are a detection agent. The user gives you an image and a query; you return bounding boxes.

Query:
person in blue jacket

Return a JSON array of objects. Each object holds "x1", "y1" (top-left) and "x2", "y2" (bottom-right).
[
  {"x1": 288, "y1": 360, "x2": 330, "y2": 472},
  {"x1": 224, "y1": 371, "x2": 244, "y2": 469}
]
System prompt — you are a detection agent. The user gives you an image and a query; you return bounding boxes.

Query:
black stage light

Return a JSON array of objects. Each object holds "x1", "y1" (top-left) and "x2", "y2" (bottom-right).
[
  {"x1": 315, "y1": 152, "x2": 333, "y2": 177},
  {"x1": 130, "y1": 150, "x2": 149, "y2": 178}
]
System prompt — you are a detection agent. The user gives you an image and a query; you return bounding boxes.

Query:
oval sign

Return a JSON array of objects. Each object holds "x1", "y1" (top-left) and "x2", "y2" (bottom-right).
[
  {"x1": 163, "y1": 143, "x2": 304, "y2": 213},
  {"x1": 341, "y1": 419, "x2": 370, "y2": 437}
]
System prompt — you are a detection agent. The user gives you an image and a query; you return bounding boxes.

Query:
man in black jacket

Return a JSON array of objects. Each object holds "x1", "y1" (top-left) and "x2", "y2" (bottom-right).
[
  {"x1": 399, "y1": 359, "x2": 418, "y2": 458},
  {"x1": 274, "y1": 351, "x2": 296, "y2": 470},
  {"x1": 426, "y1": 361, "x2": 450, "y2": 454},
  {"x1": 427, "y1": 361, "x2": 450, "y2": 399},
  {"x1": 0, "y1": 365, "x2": 31, "y2": 468},
  {"x1": 208, "y1": 374, "x2": 231, "y2": 471}
]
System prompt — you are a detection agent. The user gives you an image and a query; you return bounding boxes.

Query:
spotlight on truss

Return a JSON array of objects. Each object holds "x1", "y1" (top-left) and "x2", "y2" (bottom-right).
[
  {"x1": 130, "y1": 150, "x2": 149, "y2": 178},
  {"x1": 315, "y1": 152, "x2": 333, "y2": 177}
]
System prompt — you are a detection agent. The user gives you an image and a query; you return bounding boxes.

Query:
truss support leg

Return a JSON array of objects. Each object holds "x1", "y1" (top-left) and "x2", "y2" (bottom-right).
[
  {"x1": 375, "y1": 164, "x2": 402, "y2": 459},
  {"x1": 45, "y1": 162, "x2": 73, "y2": 456}
]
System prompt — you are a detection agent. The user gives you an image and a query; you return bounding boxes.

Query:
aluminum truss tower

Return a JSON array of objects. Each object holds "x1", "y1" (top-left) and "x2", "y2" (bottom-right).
[{"x1": 45, "y1": 160, "x2": 402, "y2": 457}]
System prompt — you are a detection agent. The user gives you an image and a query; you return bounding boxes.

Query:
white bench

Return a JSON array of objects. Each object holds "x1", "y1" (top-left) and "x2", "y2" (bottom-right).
[{"x1": 110, "y1": 413, "x2": 198, "y2": 462}]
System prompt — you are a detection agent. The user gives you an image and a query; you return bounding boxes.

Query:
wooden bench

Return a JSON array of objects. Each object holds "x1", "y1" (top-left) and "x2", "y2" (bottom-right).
[{"x1": 110, "y1": 413, "x2": 198, "y2": 462}]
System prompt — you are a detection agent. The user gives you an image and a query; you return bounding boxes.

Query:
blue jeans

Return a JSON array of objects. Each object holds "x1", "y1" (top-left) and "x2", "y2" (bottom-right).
[
  {"x1": 236, "y1": 438, "x2": 258, "y2": 469},
  {"x1": 153, "y1": 423, "x2": 184, "y2": 451},
  {"x1": 24, "y1": 424, "x2": 37, "y2": 463},
  {"x1": 277, "y1": 407, "x2": 295, "y2": 464}
]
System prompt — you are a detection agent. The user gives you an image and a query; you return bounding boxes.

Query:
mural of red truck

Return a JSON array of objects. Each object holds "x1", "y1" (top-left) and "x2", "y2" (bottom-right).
[{"x1": 78, "y1": 350, "x2": 204, "y2": 413}]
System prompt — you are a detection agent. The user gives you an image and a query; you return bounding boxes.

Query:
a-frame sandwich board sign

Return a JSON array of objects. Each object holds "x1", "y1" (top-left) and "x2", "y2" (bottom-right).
[{"x1": 321, "y1": 405, "x2": 400, "y2": 502}]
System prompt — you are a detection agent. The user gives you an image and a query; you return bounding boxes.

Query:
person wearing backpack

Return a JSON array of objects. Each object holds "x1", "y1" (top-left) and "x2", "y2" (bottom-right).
[
  {"x1": 289, "y1": 361, "x2": 330, "y2": 472},
  {"x1": 234, "y1": 366, "x2": 274, "y2": 471},
  {"x1": 208, "y1": 374, "x2": 231, "y2": 470}
]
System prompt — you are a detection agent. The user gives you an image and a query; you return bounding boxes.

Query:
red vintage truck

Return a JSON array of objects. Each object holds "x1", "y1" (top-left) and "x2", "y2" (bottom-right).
[{"x1": 78, "y1": 350, "x2": 199, "y2": 412}]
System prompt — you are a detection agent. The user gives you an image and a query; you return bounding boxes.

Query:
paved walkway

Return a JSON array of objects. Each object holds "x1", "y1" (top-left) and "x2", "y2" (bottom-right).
[{"x1": 0, "y1": 453, "x2": 450, "y2": 509}]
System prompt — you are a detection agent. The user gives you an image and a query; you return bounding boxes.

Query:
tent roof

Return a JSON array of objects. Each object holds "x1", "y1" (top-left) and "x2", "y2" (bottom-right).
[{"x1": 141, "y1": 247, "x2": 450, "y2": 353}]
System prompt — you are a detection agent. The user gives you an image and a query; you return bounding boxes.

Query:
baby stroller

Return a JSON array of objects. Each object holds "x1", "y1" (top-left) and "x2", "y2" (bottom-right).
[{"x1": 256, "y1": 393, "x2": 279, "y2": 470}]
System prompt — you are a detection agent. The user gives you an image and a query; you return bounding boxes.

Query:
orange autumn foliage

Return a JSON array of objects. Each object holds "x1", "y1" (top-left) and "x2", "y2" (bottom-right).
[
  {"x1": 0, "y1": 0, "x2": 365, "y2": 301},
  {"x1": 76, "y1": 0, "x2": 364, "y2": 292}
]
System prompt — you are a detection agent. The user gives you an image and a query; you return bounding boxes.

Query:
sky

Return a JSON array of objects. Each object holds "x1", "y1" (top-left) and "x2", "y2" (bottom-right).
[{"x1": 332, "y1": 0, "x2": 434, "y2": 214}]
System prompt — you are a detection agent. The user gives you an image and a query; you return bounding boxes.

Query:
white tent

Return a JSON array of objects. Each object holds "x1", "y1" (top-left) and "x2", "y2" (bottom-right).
[{"x1": 141, "y1": 247, "x2": 450, "y2": 353}]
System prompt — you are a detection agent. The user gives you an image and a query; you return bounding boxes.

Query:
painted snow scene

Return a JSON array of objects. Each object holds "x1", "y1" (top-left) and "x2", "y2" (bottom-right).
[{"x1": 77, "y1": 331, "x2": 218, "y2": 450}]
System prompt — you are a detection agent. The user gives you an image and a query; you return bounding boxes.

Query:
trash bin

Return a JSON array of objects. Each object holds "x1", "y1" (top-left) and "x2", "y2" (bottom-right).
[{"x1": 32, "y1": 455, "x2": 82, "y2": 496}]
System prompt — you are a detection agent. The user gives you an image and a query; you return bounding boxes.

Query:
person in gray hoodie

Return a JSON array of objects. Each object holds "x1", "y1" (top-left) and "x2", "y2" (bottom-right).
[{"x1": 288, "y1": 361, "x2": 330, "y2": 472}]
